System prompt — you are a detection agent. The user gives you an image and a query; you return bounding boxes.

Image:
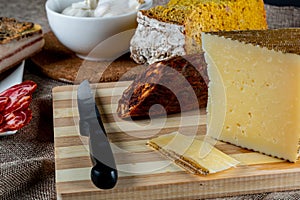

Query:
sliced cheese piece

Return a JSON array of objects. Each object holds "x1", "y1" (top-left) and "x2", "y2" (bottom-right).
[
  {"x1": 202, "y1": 28, "x2": 300, "y2": 162},
  {"x1": 231, "y1": 153, "x2": 283, "y2": 165},
  {"x1": 147, "y1": 132, "x2": 239, "y2": 175}
]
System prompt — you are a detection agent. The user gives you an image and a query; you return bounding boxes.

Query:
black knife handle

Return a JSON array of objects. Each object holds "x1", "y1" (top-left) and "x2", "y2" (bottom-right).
[
  {"x1": 89, "y1": 106, "x2": 118, "y2": 189},
  {"x1": 90, "y1": 155, "x2": 118, "y2": 189}
]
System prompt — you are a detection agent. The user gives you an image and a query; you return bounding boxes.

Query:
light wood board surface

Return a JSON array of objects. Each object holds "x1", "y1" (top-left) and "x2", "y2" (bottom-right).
[{"x1": 53, "y1": 81, "x2": 300, "y2": 200}]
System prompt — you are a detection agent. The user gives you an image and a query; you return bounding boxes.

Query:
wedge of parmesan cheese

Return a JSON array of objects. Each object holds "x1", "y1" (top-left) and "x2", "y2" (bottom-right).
[{"x1": 147, "y1": 132, "x2": 239, "y2": 175}]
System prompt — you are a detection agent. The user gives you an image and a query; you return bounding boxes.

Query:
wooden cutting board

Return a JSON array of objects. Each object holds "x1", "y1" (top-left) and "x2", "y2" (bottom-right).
[{"x1": 53, "y1": 81, "x2": 300, "y2": 200}]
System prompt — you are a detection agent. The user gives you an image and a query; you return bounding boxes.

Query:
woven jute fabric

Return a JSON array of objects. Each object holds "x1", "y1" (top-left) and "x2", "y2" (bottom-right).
[
  {"x1": 0, "y1": 1, "x2": 300, "y2": 200},
  {"x1": 265, "y1": 4, "x2": 300, "y2": 29},
  {"x1": 0, "y1": 70, "x2": 65, "y2": 200}
]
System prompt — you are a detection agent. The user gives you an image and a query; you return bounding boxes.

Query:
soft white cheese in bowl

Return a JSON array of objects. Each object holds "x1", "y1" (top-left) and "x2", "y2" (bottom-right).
[
  {"x1": 45, "y1": 0, "x2": 152, "y2": 61},
  {"x1": 62, "y1": 0, "x2": 144, "y2": 18}
]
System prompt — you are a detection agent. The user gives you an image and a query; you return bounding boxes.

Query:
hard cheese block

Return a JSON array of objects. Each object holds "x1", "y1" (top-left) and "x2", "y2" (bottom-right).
[
  {"x1": 202, "y1": 28, "x2": 300, "y2": 162},
  {"x1": 130, "y1": 0, "x2": 267, "y2": 64}
]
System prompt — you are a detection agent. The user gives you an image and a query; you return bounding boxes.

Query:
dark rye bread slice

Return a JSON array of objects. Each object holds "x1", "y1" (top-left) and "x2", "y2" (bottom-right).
[
  {"x1": 117, "y1": 53, "x2": 208, "y2": 119},
  {"x1": 0, "y1": 17, "x2": 44, "y2": 74}
]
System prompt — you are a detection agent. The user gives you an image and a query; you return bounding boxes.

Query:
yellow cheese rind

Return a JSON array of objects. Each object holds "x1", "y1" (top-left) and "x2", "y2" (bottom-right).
[
  {"x1": 147, "y1": 132, "x2": 240, "y2": 175},
  {"x1": 140, "y1": 0, "x2": 267, "y2": 55},
  {"x1": 202, "y1": 30, "x2": 300, "y2": 162}
]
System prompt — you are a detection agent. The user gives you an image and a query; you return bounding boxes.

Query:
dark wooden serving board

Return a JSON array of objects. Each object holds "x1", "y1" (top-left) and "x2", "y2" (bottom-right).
[{"x1": 31, "y1": 32, "x2": 144, "y2": 84}]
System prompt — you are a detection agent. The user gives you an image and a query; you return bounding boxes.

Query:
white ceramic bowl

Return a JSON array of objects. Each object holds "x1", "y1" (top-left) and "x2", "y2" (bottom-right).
[{"x1": 45, "y1": 0, "x2": 152, "y2": 61}]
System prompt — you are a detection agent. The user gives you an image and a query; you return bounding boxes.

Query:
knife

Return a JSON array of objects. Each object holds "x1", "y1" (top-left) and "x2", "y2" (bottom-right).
[{"x1": 77, "y1": 80, "x2": 118, "y2": 189}]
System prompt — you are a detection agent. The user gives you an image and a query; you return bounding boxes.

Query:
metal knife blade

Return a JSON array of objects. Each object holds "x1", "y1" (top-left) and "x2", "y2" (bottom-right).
[{"x1": 77, "y1": 80, "x2": 118, "y2": 189}]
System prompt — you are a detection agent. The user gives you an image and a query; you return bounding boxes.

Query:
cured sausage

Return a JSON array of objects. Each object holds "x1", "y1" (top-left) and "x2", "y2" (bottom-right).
[
  {"x1": 0, "y1": 96, "x2": 8, "y2": 111},
  {"x1": 0, "y1": 80, "x2": 37, "y2": 133},
  {"x1": 0, "y1": 109, "x2": 32, "y2": 132},
  {"x1": 0, "y1": 114, "x2": 3, "y2": 125},
  {"x1": 117, "y1": 54, "x2": 208, "y2": 119}
]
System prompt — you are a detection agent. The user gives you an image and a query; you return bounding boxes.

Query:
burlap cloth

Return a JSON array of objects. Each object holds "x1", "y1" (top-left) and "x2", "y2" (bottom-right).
[{"x1": 1, "y1": 1, "x2": 300, "y2": 199}]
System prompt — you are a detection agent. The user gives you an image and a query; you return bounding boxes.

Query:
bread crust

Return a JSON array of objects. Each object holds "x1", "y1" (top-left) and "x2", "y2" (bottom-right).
[{"x1": 0, "y1": 17, "x2": 42, "y2": 44}]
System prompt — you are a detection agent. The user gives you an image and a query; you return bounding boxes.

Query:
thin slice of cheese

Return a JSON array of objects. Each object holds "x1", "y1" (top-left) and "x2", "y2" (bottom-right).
[
  {"x1": 202, "y1": 28, "x2": 300, "y2": 162},
  {"x1": 231, "y1": 152, "x2": 283, "y2": 165},
  {"x1": 147, "y1": 132, "x2": 239, "y2": 175}
]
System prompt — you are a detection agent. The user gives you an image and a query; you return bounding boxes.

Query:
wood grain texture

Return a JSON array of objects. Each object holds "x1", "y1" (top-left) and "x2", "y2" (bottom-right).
[
  {"x1": 53, "y1": 81, "x2": 300, "y2": 200},
  {"x1": 30, "y1": 32, "x2": 144, "y2": 84}
]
